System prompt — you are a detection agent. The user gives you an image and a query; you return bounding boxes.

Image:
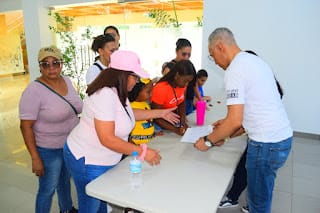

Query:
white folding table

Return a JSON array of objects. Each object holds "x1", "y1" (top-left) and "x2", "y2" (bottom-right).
[{"x1": 86, "y1": 104, "x2": 247, "y2": 213}]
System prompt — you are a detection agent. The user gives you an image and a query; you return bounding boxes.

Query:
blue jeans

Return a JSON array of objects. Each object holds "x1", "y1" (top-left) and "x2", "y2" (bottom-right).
[
  {"x1": 36, "y1": 146, "x2": 73, "y2": 213},
  {"x1": 63, "y1": 143, "x2": 114, "y2": 213},
  {"x1": 246, "y1": 137, "x2": 292, "y2": 213}
]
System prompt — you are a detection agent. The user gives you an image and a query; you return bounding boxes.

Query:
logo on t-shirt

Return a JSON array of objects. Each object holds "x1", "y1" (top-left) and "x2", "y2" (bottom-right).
[
  {"x1": 227, "y1": 89, "x2": 239, "y2": 99},
  {"x1": 169, "y1": 95, "x2": 184, "y2": 105}
]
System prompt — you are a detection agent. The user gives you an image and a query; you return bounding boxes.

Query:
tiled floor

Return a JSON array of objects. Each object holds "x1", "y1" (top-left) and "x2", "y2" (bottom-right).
[{"x1": 0, "y1": 74, "x2": 319, "y2": 213}]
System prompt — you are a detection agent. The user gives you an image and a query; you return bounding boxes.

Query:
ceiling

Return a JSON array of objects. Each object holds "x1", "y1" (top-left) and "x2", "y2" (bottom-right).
[{"x1": 54, "y1": 0, "x2": 203, "y2": 17}]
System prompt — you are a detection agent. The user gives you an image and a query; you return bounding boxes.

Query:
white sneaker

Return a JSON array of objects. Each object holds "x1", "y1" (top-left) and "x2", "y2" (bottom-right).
[
  {"x1": 241, "y1": 205, "x2": 249, "y2": 213},
  {"x1": 218, "y1": 196, "x2": 239, "y2": 208}
]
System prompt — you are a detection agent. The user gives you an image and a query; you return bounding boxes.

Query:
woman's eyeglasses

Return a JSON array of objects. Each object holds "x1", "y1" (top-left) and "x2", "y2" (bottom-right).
[
  {"x1": 39, "y1": 60, "x2": 62, "y2": 70},
  {"x1": 182, "y1": 52, "x2": 191, "y2": 57},
  {"x1": 130, "y1": 74, "x2": 140, "y2": 83}
]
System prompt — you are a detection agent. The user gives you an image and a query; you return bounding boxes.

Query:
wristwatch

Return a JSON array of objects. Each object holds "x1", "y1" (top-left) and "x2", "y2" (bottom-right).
[{"x1": 203, "y1": 135, "x2": 214, "y2": 147}]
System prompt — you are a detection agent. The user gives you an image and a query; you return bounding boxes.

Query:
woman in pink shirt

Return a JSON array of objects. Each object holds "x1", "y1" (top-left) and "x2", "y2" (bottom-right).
[
  {"x1": 19, "y1": 46, "x2": 82, "y2": 213},
  {"x1": 64, "y1": 50, "x2": 179, "y2": 213}
]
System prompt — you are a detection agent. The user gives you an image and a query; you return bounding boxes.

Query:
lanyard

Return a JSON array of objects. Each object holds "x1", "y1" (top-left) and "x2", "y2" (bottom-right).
[{"x1": 171, "y1": 86, "x2": 182, "y2": 127}]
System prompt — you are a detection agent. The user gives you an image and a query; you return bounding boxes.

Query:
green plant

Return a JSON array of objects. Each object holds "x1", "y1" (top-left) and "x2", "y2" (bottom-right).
[
  {"x1": 147, "y1": 0, "x2": 181, "y2": 28},
  {"x1": 196, "y1": 16, "x2": 203, "y2": 27},
  {"x1": 48, "y1": 10, "x2": 92, "y2": 99},
  {"x1": 171, "y1": 0, "x2": 181, "y2": 28},
  {"x1": 148, "y1": 9, "x2": 171, "y2": 28}
]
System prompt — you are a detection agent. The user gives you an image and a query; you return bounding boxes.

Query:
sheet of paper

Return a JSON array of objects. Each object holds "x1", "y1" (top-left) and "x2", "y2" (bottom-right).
[{"x1": 180, "y1": 125, "x2": 213, "y2": 143}]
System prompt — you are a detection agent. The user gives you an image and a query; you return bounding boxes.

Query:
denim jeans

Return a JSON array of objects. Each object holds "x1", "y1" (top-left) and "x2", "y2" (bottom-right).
[
  {"x1": 246, "y1": 136, "x2": 292, "y2": 213},
  {"x1": 63, "y1": 143, "x2": 114, "y2": 213},
  {"x1": 36, "y1": 146, "x2": 73, "y2": 213}
]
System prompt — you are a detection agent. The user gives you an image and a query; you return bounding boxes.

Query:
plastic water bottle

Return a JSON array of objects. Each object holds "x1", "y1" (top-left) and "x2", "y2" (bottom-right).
[{"x1": 129, "y1": 151, "x2": 142, "y2": 189}]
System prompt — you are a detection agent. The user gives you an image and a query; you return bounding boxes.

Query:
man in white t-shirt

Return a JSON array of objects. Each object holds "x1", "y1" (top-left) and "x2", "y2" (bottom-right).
[{"x1": 194, "y1": 28, "x2": 293, "y2": 213}]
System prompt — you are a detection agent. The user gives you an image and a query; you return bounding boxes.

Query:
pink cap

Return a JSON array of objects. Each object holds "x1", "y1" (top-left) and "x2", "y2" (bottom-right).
[{"x1": 109, "y1": 50, "x2": 149, "y2": 78}]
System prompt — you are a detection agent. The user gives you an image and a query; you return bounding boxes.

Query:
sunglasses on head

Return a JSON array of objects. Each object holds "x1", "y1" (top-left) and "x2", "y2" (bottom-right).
[
  {"x1": 39, "y1": 60, "x2": 62, "y2": 69},
  {"x1": 182, "y1": 52, "x2": 191, "y2": 57}
]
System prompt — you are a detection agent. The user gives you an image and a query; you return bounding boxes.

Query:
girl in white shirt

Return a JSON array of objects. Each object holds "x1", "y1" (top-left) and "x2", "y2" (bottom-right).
[{"x1": 85, "y1": 34, "x2": 117, "y2": 85}]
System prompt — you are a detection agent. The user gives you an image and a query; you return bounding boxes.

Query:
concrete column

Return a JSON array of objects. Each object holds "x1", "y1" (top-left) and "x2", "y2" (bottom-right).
[{"x1": 21, "y1": 0, "x2": 53, "y2": 81}]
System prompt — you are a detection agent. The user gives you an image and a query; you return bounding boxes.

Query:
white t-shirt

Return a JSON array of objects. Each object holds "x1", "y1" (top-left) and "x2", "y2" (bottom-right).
[
  {"x1": 67, "y1": 87, "x2": 135, "y2": 166},
  {"x1": 225, "y1": 52, "x2": 292, "y2": 142},
  {"x1": 85, "y1": 60, "x2": 107, "y2": 85}
]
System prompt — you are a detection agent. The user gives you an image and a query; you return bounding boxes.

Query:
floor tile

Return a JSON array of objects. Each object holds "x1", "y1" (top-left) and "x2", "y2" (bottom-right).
[
  {"x1": 293, "y1": 176, "x2": 320, "y2": 199},
  {"x1": 293, "y1": 163, "x2": 320, "y2": 180},
  {"x1": 274, "y1": 174, "x2": 292, "y2": 193},
  {"x1": 292, "y1": 194, "x2": 320, "y2": 213},
  {"x1": 272, "y1": 191, "x2": 292, "y2": 213},
  {"x1": 277, "y1": 159, "x2": 293, "y2": 177},
  {"x1": 0, "y1": 185, "x2": 34, "y2": 213},
  {"x1": 292, "y1": 149, "x2": 320, "y2": 167}
]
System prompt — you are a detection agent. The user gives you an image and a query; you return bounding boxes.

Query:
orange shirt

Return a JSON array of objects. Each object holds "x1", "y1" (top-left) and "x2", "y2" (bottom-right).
[{"x1": 151, "y1": 81, "x2": 186, "y2": 108}]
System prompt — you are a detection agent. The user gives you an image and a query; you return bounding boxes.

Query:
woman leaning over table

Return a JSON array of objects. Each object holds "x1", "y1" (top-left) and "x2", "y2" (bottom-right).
[
  {"x1": 151, "y1": 60, "x2": 196, "y2": 136},
  {"x1": 19, "y1": 46, "x2": 82, "y2": 213},
  {"x1": 63, "y1": 50, "x2": 179, "y2": 213}
]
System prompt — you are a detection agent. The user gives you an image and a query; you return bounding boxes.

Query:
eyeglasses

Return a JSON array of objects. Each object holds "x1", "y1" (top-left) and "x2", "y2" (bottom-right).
[
  {"x1": 130, "y1": 74, "x2": 140, "y2": 83},
  {"x1": 39, "y1": 60, "x2": 62, "y2": 69},
  {"x1": 208, "y1": 55, "x2": 215, "y2": 62},
  {"x1": 182, "y1": 52, "x2": 191, "y2": 57}
]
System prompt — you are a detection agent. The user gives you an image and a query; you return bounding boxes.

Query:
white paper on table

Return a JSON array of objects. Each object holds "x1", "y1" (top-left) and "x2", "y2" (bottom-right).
[{"x1": 180, "y1": 125, "x2": 213, "y2": 143}]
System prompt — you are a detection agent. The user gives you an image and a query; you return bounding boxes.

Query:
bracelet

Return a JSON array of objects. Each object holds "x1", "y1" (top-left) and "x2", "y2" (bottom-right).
[
  {"x1": 224, "y1": 137, "x2": 231, "y2": 142},
  {"x1": 138, "y1": 144, "x2": 147, "y2": 161}
]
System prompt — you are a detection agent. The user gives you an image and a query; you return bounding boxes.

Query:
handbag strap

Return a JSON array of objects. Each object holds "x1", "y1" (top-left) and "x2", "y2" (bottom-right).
[{"x1": 35, "y1": 79, "x2": 78, "y2": 115}]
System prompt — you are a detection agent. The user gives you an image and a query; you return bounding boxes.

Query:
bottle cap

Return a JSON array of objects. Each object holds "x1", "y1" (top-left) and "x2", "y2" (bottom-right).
[{"x1": 132, "y1": 151, "x2": 138, "y2": 157}]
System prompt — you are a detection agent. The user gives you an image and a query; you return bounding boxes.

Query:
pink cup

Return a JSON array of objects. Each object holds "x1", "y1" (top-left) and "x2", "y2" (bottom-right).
[{"x1": 196, "y1": 100, "x2": 206, "y2": 125}]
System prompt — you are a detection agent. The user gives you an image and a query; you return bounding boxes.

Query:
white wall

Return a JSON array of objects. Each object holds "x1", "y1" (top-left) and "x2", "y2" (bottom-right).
[
  {"x1": 0, "y1": 0, "x2": 21, "y2": 13},
  {"x1": 202, "y1": 0, "x2": 320, "y2": 135}
]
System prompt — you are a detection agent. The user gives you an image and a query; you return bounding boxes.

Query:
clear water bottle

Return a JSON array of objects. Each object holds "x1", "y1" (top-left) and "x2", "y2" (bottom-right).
[
  {"x1": 129, "y1": 151, "x2": 142, "y2": 189},
  {"x1": 129, "y1": 151, "x2": 141, "y2": 173}
]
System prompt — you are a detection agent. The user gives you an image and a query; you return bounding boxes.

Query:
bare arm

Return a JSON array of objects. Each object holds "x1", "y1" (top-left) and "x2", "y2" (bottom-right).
[
  {"x1": 230, "y1": 126, "x2": 246, "y2": 138},
  {"x1": 193, "y1": 83, "x2": 202, "y2": 100},
  {"x1": 94, "y1": 118, "x2": 161, "y2": 165},
  {"x1": 133, "y1": 107, "x2": 180, "y2": 125},
  {"x1": 194, "y1": 104, "x2": 243, "y2": 151},
  {"x1": 151, "y1": 102, "x2": 187, "y2": 136},
  {"x1": 177, "y1": 101, "x2": 188, "y2": 127},
  {"x1": 20, "y1": 120, "x2": 44, "y2": 176}
]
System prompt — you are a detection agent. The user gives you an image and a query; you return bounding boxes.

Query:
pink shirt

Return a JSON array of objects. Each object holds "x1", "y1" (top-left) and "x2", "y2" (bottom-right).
[
  {"x1": 19, "y1": 76, "x2": 83, "y2": 149},
  {"x1": 67, "y1": 87, "x2": 135, "y2": 166}
]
